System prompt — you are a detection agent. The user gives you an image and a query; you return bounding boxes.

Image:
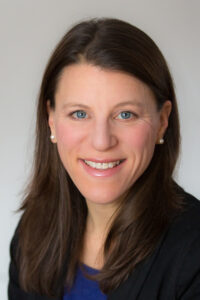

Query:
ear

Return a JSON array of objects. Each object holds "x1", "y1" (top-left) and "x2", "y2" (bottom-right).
[
  {"x1": 156, "y1": 100, "x2": 172, "y2": 144},
  {"x1": 47, "y1": 100, "x2": 57, "y2": 143}
]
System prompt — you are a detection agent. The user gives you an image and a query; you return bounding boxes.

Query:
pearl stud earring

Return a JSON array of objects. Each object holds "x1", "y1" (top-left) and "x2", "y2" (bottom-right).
[
  {"x1": 159, "y1": 138, "x2": 164, "y2": 144},
  {"x1": 50, "y1": 134, "x2": 55, "y2": 140}
]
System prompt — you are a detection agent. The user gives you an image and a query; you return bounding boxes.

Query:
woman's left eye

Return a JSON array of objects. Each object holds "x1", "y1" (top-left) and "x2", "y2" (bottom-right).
[{"x1": 116, "y1": 111, "x2": 136, "y2": 120}]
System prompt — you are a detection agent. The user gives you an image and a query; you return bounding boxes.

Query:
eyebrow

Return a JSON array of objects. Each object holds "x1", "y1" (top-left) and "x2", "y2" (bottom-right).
[{"x1": 62, "y1": 101, "x2": 143, "y2": 109}]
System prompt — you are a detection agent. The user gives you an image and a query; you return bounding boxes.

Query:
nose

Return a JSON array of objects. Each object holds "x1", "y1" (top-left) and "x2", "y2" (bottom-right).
[{"x1": 90, "y1": 119, "x2": 118, "y2": 151}]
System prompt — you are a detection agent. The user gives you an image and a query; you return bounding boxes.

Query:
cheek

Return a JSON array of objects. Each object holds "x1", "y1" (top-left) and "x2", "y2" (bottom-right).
[
  {"x1": 124, "y1": 122, "x2": 157, "y2": 152},
  {"x1": 55, "y1": 122, "x2": 82, "y2": 148}
]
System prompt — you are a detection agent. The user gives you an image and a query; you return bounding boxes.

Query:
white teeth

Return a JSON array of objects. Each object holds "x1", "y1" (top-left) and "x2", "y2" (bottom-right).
[{"x1": 84, "y1": 160, "x2": 121, "y2": 169}]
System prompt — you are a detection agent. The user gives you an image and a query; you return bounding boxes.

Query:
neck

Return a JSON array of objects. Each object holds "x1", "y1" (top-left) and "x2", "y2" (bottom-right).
[
  {"x1": 85, "y1": 200, "x2": 119, "y2": 238},
  {"x1": 80, "y1": 199, "x2": 119, "y2": 269}
]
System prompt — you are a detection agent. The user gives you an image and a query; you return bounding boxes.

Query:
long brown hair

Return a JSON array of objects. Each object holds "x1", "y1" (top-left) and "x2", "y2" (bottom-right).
[{"x1": 17, "y1": 18, "x2": 183, "y2": 297}]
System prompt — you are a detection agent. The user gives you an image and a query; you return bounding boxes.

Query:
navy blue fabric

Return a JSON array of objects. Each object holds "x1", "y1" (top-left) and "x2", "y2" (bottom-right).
[{"x1": 63, "y1": 264, "x2": 107, "y2": 300}]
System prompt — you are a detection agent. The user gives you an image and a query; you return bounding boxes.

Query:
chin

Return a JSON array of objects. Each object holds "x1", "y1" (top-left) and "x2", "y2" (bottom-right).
[{"x1": 81, "y1": 188, "x2": 126, "y2": 206}]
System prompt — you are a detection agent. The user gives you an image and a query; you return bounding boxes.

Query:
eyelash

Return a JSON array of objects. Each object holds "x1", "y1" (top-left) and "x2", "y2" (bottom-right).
[{"x1": 69, "y1": 110, "x2": 138, "y2": 120}]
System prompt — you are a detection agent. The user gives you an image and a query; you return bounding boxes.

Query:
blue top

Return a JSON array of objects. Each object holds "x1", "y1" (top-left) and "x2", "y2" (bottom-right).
[{"x1": 63, "y1": 264, "x2": 107, "y2": 300}]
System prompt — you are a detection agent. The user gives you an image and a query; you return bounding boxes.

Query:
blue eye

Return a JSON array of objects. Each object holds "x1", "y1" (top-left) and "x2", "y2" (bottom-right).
[
  {"x1": 118, "y1": 111, "x2": 134, "y2": 119},
  {"x1": 72, "y1": 110, "x2": 87, "y2": 119}
]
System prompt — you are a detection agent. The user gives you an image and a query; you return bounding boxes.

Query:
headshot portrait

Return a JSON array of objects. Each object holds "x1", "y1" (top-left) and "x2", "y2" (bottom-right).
[{"x1": 0, "y1": 1, "x2": 199, "y2": 300}]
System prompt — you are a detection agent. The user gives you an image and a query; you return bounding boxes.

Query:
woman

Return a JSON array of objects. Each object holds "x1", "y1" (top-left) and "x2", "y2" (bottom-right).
[{"x1": 8, "y1": 18, "x2": 200, "y2": 300}]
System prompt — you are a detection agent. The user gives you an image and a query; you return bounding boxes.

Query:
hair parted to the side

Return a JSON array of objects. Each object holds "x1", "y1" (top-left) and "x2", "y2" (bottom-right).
[{"x1": 17, "y1": 17, "x2": 184, "y2": 297}]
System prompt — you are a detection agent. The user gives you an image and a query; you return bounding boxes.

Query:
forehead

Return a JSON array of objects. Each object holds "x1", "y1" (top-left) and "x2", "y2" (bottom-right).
[{"x1": 55, "y1": 63, "x2": 156, "y2": 108}]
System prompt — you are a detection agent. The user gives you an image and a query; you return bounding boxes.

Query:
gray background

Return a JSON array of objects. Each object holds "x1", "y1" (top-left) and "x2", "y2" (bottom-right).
[{"x1": 0, "y1": 0, "x2": 199, "y2": 299}]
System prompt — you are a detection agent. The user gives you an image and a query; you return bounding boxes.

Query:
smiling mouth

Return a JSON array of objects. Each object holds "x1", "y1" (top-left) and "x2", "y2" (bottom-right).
[{"x1": 83, "y1": 159, "x2": 125, "y2": 170}]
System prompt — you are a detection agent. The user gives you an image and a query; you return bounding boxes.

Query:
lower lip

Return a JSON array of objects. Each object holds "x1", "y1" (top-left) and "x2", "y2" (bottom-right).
[{"x1": 79, "y1": 159, "x2": 126, "y2": 177}]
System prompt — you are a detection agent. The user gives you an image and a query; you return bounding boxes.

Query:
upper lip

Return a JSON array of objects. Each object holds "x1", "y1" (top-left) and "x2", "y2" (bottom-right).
[{"x1": 81, "y1": 158, "x2": 125, "y2": 163}]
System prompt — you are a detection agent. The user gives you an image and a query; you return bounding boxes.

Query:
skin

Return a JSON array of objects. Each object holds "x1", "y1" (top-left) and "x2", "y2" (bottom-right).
[{"x1": 48, "y1": 63, "x2": 171, "y2": 267}]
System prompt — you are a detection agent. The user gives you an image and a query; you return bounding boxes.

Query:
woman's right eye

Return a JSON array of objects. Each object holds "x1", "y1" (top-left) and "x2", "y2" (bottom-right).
[{"x1": 70, "y1": 110, "x2": 87, "y2": 119}]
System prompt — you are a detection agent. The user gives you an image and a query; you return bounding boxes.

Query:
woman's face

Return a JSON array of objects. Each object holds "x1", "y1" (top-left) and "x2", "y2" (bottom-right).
[{"x1": 48, "y1": 63, "x2": 171, "y2": 206}]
